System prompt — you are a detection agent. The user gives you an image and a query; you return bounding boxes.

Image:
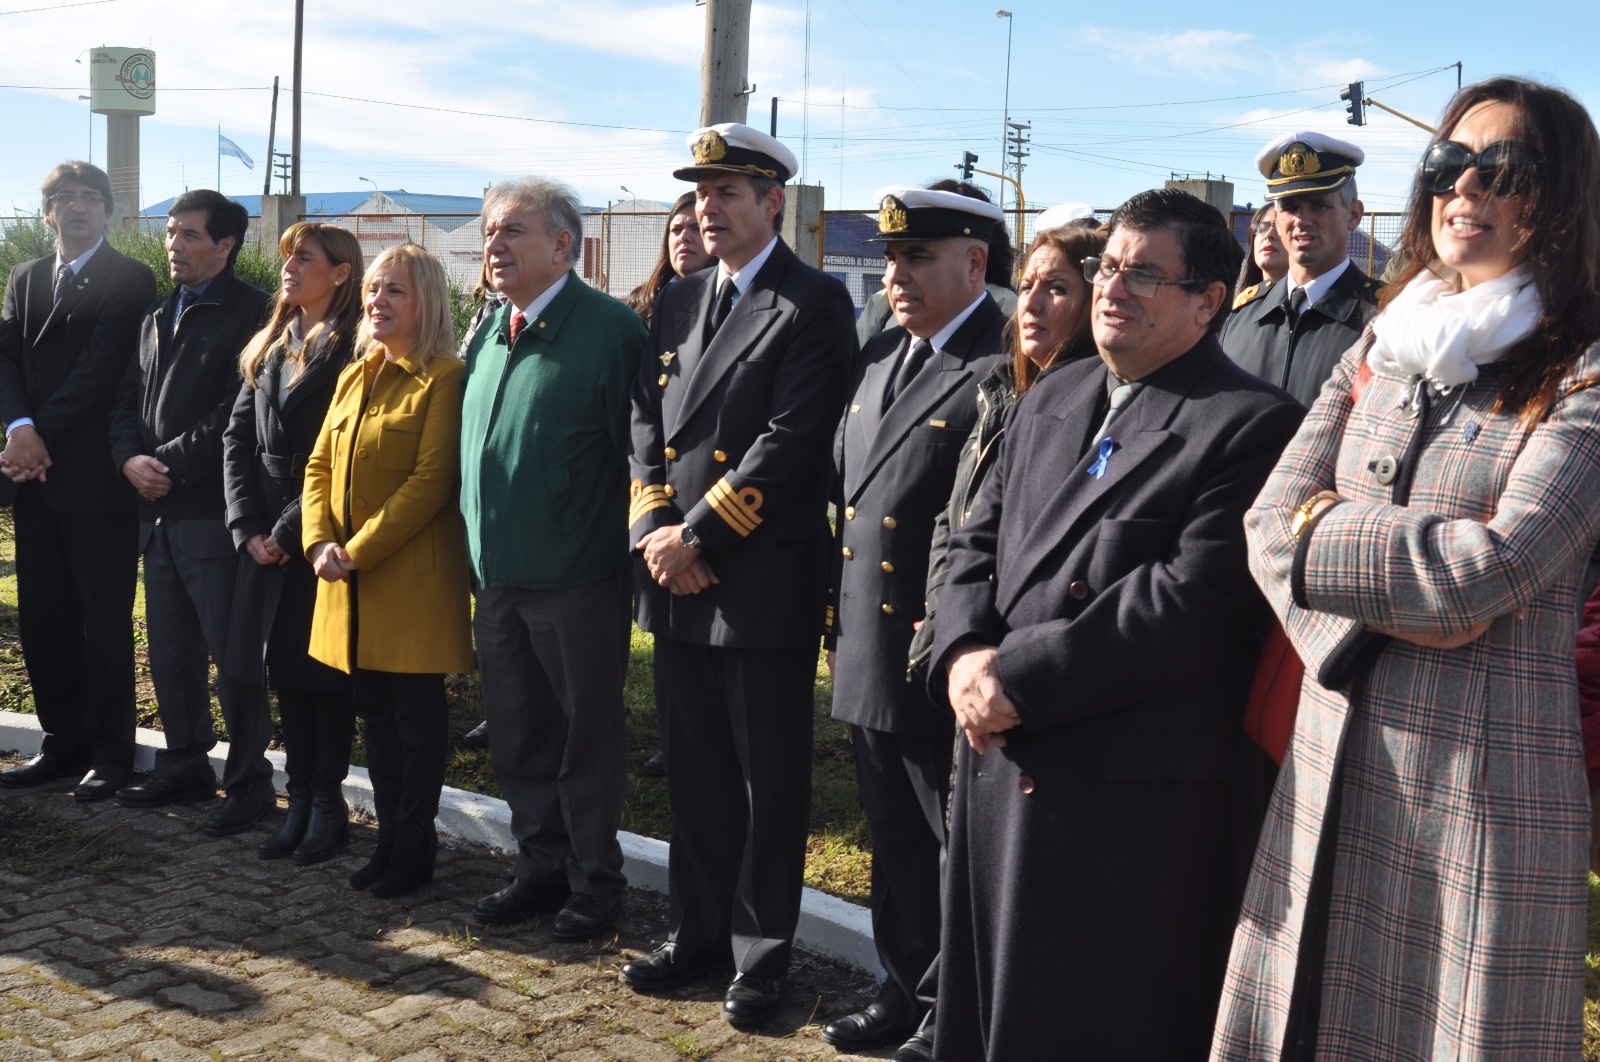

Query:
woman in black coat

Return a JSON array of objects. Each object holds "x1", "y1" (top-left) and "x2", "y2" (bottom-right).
[{"x1": 223, "y1": 222, "x2": 364, "y2": 864}]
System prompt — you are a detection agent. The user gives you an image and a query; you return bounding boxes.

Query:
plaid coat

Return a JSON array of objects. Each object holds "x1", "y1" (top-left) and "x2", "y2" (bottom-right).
[{"x1": 1212, "y1": 339, "x2": 1600, "y2": 1061}]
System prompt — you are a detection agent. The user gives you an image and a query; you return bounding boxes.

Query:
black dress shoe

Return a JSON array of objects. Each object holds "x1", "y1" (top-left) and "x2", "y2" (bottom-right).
[
  {"x1": 0, "y1": 753, "x2": 85, "y2": 789},
  {"x1": 822, "y1": 1001, "x2": 913, "y2": 1049},
  {"x1": 619, "y1": 943, "x2": 716, "y2": 992},
  {"x1": 891, "y1": 1031, "x2": 935, "y2": 1062},
  {"x1": 461, "y1": 720, "x2": 491, "y2": 749},
  {"x1": 641, "y1": 751, "x2": 667, "y2": 777},
  {"x1": 722, "y1": 973, "x2": 784, "y2": 1026},
  {"x1": 471, "y1": 876, "x2": 567, "y2": 925},
  {"x1": 116, "y1": 771, "x2": 218, "y2": 808},
  {"x1": 550, "y1": 893, "x2": 621, "y2": 941},
  {"x1": 72, "y1": 767, "x2": 132, "y2": 803},
  {"x1": 201, "y1": 791, "x2": 271, "y2": 836}
]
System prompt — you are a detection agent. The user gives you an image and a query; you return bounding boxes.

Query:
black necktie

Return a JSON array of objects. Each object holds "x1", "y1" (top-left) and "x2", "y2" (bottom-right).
[
  {"x1": 1287, "y1": 286, "x2": 1308, "y2": 327},
  {"x1": 708, "y1": 279, "x2": 736, "y2": 338},
  {"x1": 885, "y1": 338, "x2": 934, "y2": 411},
  {"x1": 52, "y1": 263, "x2": 73, "y2": 305}
]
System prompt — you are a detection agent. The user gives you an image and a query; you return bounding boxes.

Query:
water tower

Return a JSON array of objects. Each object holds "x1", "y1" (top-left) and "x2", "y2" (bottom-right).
[{"x1": 88, "y1": 47, "x2": 155, "y2": 226}]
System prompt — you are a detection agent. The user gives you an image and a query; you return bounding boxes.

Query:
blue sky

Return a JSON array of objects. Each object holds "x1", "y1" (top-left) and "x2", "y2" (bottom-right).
[{"x1": 0, "y1": 0, "x2": 1594, "y2": 219}]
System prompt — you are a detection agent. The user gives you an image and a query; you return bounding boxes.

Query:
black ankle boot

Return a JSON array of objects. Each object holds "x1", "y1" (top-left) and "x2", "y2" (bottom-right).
[
  {"x1": 257, "y1": 786, "x2": 311, "y2": 860},
  {"x1": 293, "y1": 788, "x2": 350, "y2": 866},
  {"x1": 369, "y1": 824, "x2": 437, "y2": 899},
  {"x1": 349, "y1": 842, "x2": 391, "y2": 889}
]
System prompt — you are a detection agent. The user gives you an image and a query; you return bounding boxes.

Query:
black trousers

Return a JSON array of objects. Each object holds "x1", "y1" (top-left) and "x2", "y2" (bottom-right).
[
  {"x1": 853, "y1": 724, "x2": 953, "y2": 1024},
  {"x1": 277, "y1": 688, "x2": 355, "y2": 792},
  {"x1": 352, "y1": 669, "x2": 447, "y2": 846},
  {"x1": 654, "y1": 639, "x2": 815, "y2": 979},
  {"x1": 13, "y1": 486, "x2": 138, "y2": 768}
]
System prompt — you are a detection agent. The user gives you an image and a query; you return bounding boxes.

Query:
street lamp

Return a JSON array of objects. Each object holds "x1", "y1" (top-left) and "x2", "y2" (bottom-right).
[
  {"x1": 359, "y1": 176, "x2": 378, "y2": 199},
  {"x1": 996, "y1": 10, "x2": 1013, "y2": 216},
  {"x1": 77, "y1": 95, "x2": 92, "y2": 164}
]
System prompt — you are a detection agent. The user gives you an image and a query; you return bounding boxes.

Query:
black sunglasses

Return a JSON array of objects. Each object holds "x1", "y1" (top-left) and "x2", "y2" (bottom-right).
[{"x1": 1420, "y1": 139, "x2": 1534, "y2": 197}]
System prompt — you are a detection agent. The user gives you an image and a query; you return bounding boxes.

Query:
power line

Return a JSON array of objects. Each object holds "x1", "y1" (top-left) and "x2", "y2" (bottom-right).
[{"x1": 0, "y1": 0, "x2": 123, "y2": 14}]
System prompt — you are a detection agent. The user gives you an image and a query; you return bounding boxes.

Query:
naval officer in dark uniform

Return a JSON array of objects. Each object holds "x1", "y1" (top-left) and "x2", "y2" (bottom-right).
[
  {"x1": 822, "y1": 186, "x2": 1006, "y2": 1060},
  {"x1": 619, "y1": 122, "x2": 858, "y2": 1027},
  {"x1": 1223, "y1": 132, "x2": 1381, "y2": 406}
]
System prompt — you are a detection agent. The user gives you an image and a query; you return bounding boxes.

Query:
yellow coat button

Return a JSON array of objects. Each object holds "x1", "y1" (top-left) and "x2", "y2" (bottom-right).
[
  {"x1": 353, "y1": 498, "x2": 366, "y2": 509},
  {"x1": 842, "y1": 547, "x2": 853, "y2": 559},
  {"x1": 357, "y1": 447, "x2": 368, "y2": 458},
  {"x1": 882, "y1": 516, "x2": 897, "y2": 529},
  {"x1": 658, "y1": 373, "x2": 669, "y2": 386},
  {"x1": 881, "y1": 603, "x2": 896, "y2": 615},
  {"x1": 881, "y1": 561, "x2": 894, "y2": 573},
  {"x1": 664, "y1": 485, "x2": 676, "y2": 498},
  {"x1": 367, "y1": 406, "x2": 379, "y2": 416},
  {"x1": 713, "y1": 450, "x2": 728, "y2": 462},
  {"x1": 664, "y1": 447, "x2": 678, "y2": 460},
  {"x1": 844, "y1": 506, "x2": 856, "y2": 520}
]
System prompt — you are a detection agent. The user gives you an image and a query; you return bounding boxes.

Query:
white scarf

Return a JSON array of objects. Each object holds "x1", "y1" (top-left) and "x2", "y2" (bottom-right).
[{"x1": 1366, "y1": 266, "x2": 1541, "y2": 389}]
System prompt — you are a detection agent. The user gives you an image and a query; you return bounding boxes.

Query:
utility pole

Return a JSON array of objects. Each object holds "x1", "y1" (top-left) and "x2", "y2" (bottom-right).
[
  {"x1": 291, "y1": 0, "x2": 303, "y2": 195},
  {"x1": 1006, "y1": 121, "x2": 1030, "y2": 250},
  {"x1": 701, "y1": 0, "x2": 753, "y2": 125}
]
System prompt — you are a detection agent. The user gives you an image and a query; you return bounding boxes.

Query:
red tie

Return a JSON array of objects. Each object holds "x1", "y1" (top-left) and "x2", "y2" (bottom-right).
[{"x1": 509, "y1": 310, "x2": 528, "y2": 344}]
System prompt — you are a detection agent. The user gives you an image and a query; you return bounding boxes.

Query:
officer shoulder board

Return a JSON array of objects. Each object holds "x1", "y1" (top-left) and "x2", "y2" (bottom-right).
[{"x1": 1232, "y1": 279, "x2": 1272, "y2": 312}]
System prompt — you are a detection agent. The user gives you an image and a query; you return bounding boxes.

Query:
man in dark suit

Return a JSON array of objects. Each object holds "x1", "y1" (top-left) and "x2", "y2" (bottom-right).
[
  {"x1": 821, "y1": 185, "x2": 1005, "y2": 1060},
  {"x1": 1224, "y1": 132, "x2": 1381, "y2": 407},
  {"x1": 619, "y1": 123, "x2": 857, "y2": 1026},
  {"x1": 0, "y1": 162, "x2": 157, "y2": 800},
  {"x1": 109, "y1": 190, "x2": 274, "y2": 836},
  {"x1": 928, "y1": 189, "x2": 1303, "y2": 1059}
]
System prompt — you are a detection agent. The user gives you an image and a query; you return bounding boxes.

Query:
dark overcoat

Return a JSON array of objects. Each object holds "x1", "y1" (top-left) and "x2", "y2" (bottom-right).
[
  {"x1": 829, "y1": 297, "x2": 1005, "y2": 735},
  {"x1": 1213, "y1": 341, "x2": 1600, "y2": 1061},
  {"x1": 1222, "y1": 262, "x2": 1379, "y2": 407},
  {"x1": 0, "y1": 244, "x2": 157, "y2": 510},
  {"x1": 221, "y1": 331, "x2": 355, "y2": 690},
  {"x1": 929, "y1": 336, "x2": 1303, "y2": 1061},
  {"x1": 629, "y1": 240, "x2": 857, "y2": 648}
]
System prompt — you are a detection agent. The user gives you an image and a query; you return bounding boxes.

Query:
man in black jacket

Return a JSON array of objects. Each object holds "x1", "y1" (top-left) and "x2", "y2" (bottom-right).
[
  {"x1": 110, "y1": 190, "x2": 274, "y2": 835},
  {"x1": 822, "y1": 185, "x2": 1006, "y2": 1060},
  {"x1": 0, "y1": 162, "x2": 157, "y2": 800}
]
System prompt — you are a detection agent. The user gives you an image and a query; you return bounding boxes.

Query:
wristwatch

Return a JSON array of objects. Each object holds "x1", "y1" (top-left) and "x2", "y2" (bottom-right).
[
  {"x1": 1290, "y1": 490, "x2": 1342, "y2": 543},
  {"x1": 680, "y1": 524, "x2": 704, "y2": 550}
]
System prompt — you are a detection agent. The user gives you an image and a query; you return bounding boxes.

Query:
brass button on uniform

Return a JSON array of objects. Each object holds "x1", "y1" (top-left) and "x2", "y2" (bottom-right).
[
  {"x1": 880, "y1": 561, "x2": 894, "y2": 573},
  {"x1": 664, "y1": 447, "x2": 678, "y2": 460},
  {"x1": 1372, "y1": 453, "x2": 1399, "y2": 485},
  {"x1": 842, "y1": 547, "x2": 853, "y2": 559},
  {"x1": 1018, "y1": 776, "x2": 1035, "y2": 795},
  {"x1": 658, "y1": 373, "x2": 669, "y2": 387},
  {"x1": 844, "y1": 506, "x2": 856, "y2": 520},
  {"x1": 664, "y1": 485, "x2": 676, "y2": 498},
  {"x1": 882, "y1": 516, "x2": 897, "y2": 529},
  {"x1": 1068, "y1": 580, "x2": 1089, "y2": 600},
  {"x1": 881, "y1": 603, "x2": 896, "y2": 615},
  {"x1": 713, "y1": 450, "x2": 728, "y2": 463}
]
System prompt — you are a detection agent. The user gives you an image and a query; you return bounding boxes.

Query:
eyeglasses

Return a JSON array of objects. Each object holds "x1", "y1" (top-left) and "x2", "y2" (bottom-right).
[
  {"x1": 46, "y1": 191, "x2": 104, "y2": 209},
  {"x1": 1420, "y1": 139, "x2": 1534, "y2": 197},
  {"x1": 1249, "y1": 222, "x2": 1274, "y2": 236},
  {"x1": 1082, "y1": 256, "x2": 1200, "y2": 298}
]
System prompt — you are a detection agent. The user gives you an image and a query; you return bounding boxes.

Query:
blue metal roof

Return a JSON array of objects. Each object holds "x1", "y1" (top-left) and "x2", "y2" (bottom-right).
[{"x1": 141, "y1": 191, "x2": 486, "y2": 217}]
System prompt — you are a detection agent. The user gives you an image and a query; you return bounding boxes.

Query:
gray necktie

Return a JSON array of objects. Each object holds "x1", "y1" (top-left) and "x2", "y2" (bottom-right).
[
  {"x1": 52, "y1": 263, "x2": 73, "y2": 305},
  {"x1": 1087, "y1": 382, "x2": 1138, "y2": 479}
]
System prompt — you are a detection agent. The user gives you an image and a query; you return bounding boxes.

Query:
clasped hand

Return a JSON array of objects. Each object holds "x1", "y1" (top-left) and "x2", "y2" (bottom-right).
[
  {"x1": 121, "y1": 454, "x2": 172, "y2": 501},
  {"x1": 247, "y1": 533, "x2": 290, "y2": 567},
  {"x1": 638, "y1": 524, "x2": 719, "y2": 596},
  {"x1": 0, "y1": 425, "x2": 51, "y2": 483},
  {"x1": 308, "y1": 541, "x2": 355, "y2": 582},
  {"x1": 945, "y1": 642, "x2": 1020, "y2": 754}
]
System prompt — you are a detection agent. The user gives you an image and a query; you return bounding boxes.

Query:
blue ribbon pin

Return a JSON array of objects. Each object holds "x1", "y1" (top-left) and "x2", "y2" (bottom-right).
[{"x1": 1087, "y1": 436, "x2": 1115, "y2": 479}]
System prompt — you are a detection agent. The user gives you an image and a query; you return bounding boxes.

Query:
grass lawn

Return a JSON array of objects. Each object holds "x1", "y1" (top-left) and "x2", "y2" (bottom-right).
[{"x1": 0, "y1": 508, "x2": 871, "y2": 906}]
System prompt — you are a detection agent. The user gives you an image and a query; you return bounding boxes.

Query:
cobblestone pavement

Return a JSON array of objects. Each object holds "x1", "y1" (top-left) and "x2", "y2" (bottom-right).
[{"x1": 0, "y1": 762, "x2": 884, "y2": 1062}]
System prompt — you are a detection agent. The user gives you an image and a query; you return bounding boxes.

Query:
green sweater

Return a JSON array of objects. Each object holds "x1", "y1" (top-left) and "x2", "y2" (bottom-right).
[{"x1": 460, "y1": 273, "x2": 648, "y2": 590}]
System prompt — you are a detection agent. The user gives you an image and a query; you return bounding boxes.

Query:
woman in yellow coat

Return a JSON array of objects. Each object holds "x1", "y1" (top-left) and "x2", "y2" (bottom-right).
[{"x1": 302, "y1": 243, "x2": 473, "y2": 898}]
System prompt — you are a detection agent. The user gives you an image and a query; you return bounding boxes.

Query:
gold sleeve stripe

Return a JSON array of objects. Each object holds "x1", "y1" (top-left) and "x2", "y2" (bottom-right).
[
  {"x1": 706, "y1": 477, "x2": 764, "y2": 537},
  {"x1": 628, "y1": 483, "x2": 674, "y2": 528},
  {"x1": 824, "y1": 605, "x2": 835, "y2": 630}
]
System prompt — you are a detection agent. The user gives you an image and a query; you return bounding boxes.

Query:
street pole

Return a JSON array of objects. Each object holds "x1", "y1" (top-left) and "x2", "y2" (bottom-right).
[
  {"x1": 701, "y1": 0, "x2": 752, "y2": 125},
  {"x1": 77, "y1": 96, "x2": 92, "y2": 164},
  {"x1": 996, "y1": 10, "x2": 1013, "y2": 217},
  {"x1": 291, "y1": 0, "x2": 303, "y2": 196}
]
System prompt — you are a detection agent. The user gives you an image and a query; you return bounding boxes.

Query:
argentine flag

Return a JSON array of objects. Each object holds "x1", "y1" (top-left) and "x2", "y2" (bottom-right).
[{"x1": 218, "y1": 133, "x2": 254, "y2": 170}]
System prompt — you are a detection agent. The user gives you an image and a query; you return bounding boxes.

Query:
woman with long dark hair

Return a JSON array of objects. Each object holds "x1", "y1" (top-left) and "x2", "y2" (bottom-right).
[
  {"x1": 625, "y1": 191, "x2": 713, "y2": 322},
  {"x1": 1214, "y1": 77, "x2": 1600, "y2": 1060},
  {"x1": 224, "y1": 222, "x2": 363, "y2": 865}
]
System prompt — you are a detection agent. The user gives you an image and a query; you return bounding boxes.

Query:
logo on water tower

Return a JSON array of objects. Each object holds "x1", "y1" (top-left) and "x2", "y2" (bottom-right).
[{"x1": 116, "y1": 52, "x2": 155, "y2": 100}]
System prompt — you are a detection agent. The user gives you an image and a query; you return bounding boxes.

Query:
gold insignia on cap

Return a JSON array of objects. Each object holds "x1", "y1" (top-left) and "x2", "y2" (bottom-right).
[
  {"x1": 692, "y1": 130, "x2": 729, "y2": 165},
  {"x1": 1278, "y1": 143, "x2": 1321, "y2": 179},
  {"x1": 879, "y1": 195, "x2": 910, "y2": 235}
]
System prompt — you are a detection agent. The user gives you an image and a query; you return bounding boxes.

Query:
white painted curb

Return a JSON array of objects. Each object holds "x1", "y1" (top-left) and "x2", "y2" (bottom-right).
[{"x1": 0, "y1": 710, "x2": 882, "y2": 977}]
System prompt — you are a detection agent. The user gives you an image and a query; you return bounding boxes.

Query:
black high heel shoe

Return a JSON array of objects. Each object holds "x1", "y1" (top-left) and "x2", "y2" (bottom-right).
[
  {"x1": 368, "y1": 842, "x2": 436, "y2": 898},
  {"x1": 349, "y1": 843, "x2": 392, "y2": 889}
]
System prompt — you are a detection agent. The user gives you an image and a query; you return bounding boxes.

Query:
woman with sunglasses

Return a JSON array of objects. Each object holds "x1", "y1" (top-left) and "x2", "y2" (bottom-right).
[{"x1": 1213, "y1": 78, "x2": 1600, "y2": 1061}]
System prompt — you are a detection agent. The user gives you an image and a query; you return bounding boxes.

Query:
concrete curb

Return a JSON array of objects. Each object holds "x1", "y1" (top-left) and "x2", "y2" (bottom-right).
[{"x1": 0, "y1": 710, "x2": 882, "y2": 977}]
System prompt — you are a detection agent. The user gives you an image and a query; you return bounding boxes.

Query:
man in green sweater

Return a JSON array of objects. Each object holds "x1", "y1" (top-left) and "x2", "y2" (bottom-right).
[{"x1": 460, "y1": 177, "x2": 649, "y2": 940}]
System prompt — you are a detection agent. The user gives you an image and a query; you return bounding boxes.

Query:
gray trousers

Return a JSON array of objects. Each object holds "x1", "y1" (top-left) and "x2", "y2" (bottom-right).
[
  {"x1": 142, "y1": 518, "x2": 272, "y2": 795},
  {"x1": 474, "y1": 571, "x2": 631, "y2": 897}
]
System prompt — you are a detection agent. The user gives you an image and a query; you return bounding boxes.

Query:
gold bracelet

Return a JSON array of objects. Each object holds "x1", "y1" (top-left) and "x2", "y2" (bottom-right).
[{"x1": 1290, "y1": 490, "x2": 1342, "y2": 543}]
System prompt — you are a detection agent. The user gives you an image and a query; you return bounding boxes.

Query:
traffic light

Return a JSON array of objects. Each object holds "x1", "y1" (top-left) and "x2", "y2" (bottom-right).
[
  {"x1": 1341, "y1": 82, "x2": 1365, "y2": 127},
  {"x1": 958, "y1": 151, "x2": 978, "y2": 181}
]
